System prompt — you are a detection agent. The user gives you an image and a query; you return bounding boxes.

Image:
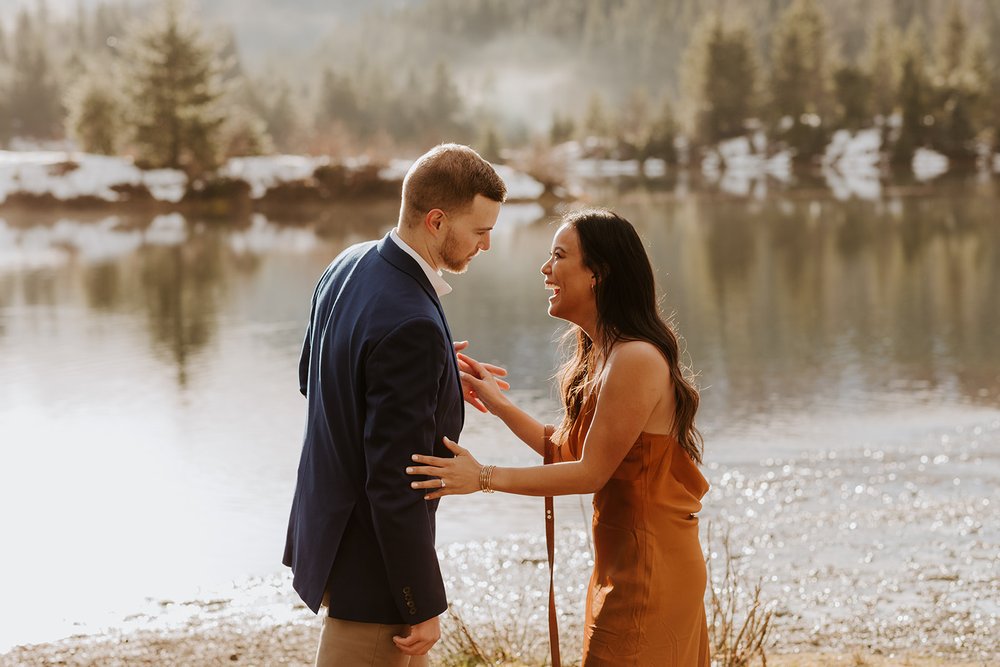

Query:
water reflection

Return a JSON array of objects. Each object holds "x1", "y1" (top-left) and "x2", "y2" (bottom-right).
[
  {"x1": 1, "y1": 187, "x2": 998, "y2": 412},
  {"x1": 138, "y1": 239, "x2": 223, "y2": 386},
  {"x1": 601, "y1": 190, "x2": 1000, "y2": 428}
]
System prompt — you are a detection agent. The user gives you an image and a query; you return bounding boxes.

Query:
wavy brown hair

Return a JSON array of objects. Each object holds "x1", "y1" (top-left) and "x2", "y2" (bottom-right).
[{"x1": 552, "y1": 208, "x2": 704, "y2": 463}]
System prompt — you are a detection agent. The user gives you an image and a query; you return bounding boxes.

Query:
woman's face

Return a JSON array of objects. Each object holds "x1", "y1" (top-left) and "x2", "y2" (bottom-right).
[{"x1": 540, "y1": 223, "x2": 596, "y2": 327}]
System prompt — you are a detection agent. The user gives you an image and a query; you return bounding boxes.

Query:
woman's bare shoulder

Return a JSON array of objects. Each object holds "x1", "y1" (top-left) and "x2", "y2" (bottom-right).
[{"x1": 607, "y1": 340, "x2": 669, "y2": 374}]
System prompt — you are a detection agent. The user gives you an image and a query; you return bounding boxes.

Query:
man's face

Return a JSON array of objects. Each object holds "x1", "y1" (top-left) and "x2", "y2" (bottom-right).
[{"x1": 437, "y1": 194, "x2": 501, "y2": 274}]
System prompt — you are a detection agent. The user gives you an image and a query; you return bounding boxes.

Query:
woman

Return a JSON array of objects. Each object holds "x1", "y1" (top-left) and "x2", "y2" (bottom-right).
[{"x1": 406, "y1": 209, "x2": 710, "y2": 666}]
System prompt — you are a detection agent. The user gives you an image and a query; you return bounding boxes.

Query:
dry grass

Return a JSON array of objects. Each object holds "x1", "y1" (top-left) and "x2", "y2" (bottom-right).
[
  {"x1": 706, "y1": 524, "x2": 776, "y2": 667},
  {"x1": 435, "y1": 604, "x2": 552, "y2": 667}
]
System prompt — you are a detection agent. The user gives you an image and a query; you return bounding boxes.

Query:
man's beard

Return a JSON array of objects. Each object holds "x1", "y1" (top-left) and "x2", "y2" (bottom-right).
[{"x1": 439, "y1": 228, "x2": 475, "y2": 273}]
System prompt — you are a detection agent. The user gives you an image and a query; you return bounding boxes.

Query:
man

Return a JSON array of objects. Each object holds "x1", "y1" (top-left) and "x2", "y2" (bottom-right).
[{"x1": 283, "y1": 143, "x2": 507, "y2": 666}]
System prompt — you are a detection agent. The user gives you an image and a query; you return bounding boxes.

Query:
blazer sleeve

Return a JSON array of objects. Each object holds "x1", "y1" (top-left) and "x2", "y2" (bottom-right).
[
  {"x1": 298, "y1": 325, "x2": 311, "y2": 398},
  {"x1": 298, "y1": 281, "x2": 322, "y2": 397},
  {"x1": 362, "y1": 316, "x2": 450, "y2": 623}
]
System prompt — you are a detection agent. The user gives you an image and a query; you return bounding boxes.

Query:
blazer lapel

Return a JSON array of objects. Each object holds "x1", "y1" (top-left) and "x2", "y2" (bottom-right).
[{"x1": 376, "y1": 233, "x2": 464, "y2": 422}]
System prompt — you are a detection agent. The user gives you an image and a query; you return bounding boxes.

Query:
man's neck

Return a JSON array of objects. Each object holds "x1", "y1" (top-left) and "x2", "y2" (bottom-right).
[{"x1": 394, "y1": 225, "x2": 440, "y2": 272}]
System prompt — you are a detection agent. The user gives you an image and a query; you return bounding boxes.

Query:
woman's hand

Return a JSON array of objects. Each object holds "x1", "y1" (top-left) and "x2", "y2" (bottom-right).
[
  {"x1": 456, "y1": 352, "x2": 510, "y2": 415},
  {"x1": 407, "y1": 437, "x2": 482, "y2": 500},
  {"x1": 453, "y1": 341, "x2": 509, "y2": 413}
]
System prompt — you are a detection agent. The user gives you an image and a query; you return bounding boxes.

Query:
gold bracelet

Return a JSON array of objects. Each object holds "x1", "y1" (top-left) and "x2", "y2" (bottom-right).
[{"x1": 480, "y1": 464, "x2": 496, "y2": 494}]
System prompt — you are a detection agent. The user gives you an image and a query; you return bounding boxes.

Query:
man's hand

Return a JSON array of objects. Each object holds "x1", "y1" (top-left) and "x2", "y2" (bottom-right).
[
  {"x1": 452, "y1": 341, "x2": 509, "y2": 413},
  {"x1": 392, "y1": 615, "x2": 440, "y2": 656}
]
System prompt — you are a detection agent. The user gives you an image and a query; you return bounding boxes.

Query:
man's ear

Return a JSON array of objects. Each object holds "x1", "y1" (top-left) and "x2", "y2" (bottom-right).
[{"x1": 424, "y1": 208, "x2": 446, "y2": 235}]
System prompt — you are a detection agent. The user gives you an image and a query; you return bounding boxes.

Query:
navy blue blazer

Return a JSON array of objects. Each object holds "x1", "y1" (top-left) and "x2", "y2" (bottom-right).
[{"x1": 283, "y1": 232, "x2": 463, "y2": 624}]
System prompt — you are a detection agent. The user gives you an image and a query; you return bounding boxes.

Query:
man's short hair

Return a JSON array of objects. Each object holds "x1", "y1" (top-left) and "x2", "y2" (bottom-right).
[{"x1": 400, "y1": 144, "x2": 507, "y2": 226}]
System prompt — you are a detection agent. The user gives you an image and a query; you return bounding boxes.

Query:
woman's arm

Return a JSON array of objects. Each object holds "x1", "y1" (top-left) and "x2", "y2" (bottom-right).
[{"x1": 409, "y1": 342, "x2": 668, "y2": 498}]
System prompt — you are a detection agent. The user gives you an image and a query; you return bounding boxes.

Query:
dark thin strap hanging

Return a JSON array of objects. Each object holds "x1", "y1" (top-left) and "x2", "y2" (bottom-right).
[{"x1": 543, "y1": 425, "x2": 561, "y2": 667}]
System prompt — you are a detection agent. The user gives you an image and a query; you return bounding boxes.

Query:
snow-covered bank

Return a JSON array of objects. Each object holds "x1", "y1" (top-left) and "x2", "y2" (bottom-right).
[
  {"x1": 0, "y1": 151, "x2": 186, "y2": 203},
  {"x1": 0, "y1": 152, "x2": 549, "y2": 207}
]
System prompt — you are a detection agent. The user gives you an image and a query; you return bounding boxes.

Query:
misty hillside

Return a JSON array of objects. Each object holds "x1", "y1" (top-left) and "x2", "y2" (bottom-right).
[
  {"x1": 13, "y1": 1, "x2": 1000, "y2": 106},
  {"x1": 4, "y1": 0, "x2": 1000, "y2": 160},
  {"x1": 298, "y1": 0, "x2": 1000, "y2": 129}
]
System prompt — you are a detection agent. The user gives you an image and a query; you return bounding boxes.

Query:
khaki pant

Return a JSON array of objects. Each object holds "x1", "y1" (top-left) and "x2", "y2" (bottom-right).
[{"x1": 315, "y1": 615, "x2": 431, "y2": 667}]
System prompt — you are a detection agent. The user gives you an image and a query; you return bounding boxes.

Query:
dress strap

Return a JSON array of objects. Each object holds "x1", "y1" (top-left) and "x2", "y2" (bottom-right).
[{"x1": 543, "y1": 424, "x2": 561, "y2": 667}]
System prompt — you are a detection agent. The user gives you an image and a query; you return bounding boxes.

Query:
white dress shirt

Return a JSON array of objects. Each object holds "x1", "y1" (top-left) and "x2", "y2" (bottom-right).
[{"x1": 389, "y1": 228, "x2": 453, "y2": 297}]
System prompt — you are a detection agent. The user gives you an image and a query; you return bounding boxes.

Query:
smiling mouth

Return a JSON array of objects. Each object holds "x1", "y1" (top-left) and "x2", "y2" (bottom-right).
[{"x1": 545, "y1": 283, "x2": 560, "y2": 300}]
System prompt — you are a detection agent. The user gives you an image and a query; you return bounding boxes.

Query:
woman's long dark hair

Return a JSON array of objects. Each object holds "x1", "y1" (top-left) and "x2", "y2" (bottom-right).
[{"x1": 553, "y1": 208, "x2": 704, "y2": 463}]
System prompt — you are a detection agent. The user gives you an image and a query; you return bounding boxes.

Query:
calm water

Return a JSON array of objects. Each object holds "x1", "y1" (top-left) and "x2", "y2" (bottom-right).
[{"x1": 1, "y1": 180, "x2": 999, "y2": 653}]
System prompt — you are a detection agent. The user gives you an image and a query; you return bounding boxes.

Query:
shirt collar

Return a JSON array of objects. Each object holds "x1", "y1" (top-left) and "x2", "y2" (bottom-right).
[{"x1": 389, "y1": 228, "x2": 453, "y2": 297}]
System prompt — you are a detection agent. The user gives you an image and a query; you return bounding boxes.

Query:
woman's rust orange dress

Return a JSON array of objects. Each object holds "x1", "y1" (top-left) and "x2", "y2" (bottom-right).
[{"x1": 551, "y1": 392, "x2": 711, "y2": 666}]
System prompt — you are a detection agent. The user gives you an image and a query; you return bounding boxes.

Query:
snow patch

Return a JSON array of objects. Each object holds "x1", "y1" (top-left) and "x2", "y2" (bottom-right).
[
  {"x1": 219, "y1": 155, "x2": 329, "y2": 198},
  {"x1": 377, "y1": 159, "x2": 413, "y2": 183},
  {"x1": 378, "y1": 159, "x2": 545, "y2": 201},
  {"x1": 824, "y1": 129, "x2": 882, "y2": 174},
  {"x1": 912, "y1": 148, "x2": 949, "y2": 182},
  {"x1": 493, "y1": 164, "x2": 545, "y2": 200},
  {"x1": 142, "y1": 169, "x2": 186, "y2": 203},
  {"x1": 0, "y1": 151, "x2": 188, "y2": 204},
  {"x1": 822, "y1": 129, "x2": 883, "y2": 201},
  {"x1": 495, "y1": 203, "x2": 545, "y2": 230}
]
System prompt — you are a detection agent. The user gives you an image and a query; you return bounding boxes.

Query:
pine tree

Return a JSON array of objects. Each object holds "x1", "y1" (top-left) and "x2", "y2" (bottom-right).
[
  {"x1": 617, "y1": 87, "x2": 651, "y2": 158},
  {"x1": 65, "y1": 61, "x2": 122, "y2": 154},
  {"x1": 582, "y1": 91, "x2": 610, "y2": 139},
  {"x1": 219, "y1": 107, "x2": 273, "y2": 157},
  {"x1": 925, "y1": 2, "x2": 982, "y2": 160},
  {"x1": 478, "y1": 121, "x2": 502, "y2": 163},
  {"x1": 316, "y1": 68, "x2": 362, "y2": 137},
  {"x1": 217, "y1": 28, "x2": 243, "y2": 81},
  {"x1": 769, "y1": 0, "x2": 834, "y2": 161},
  {"x1": 265, "y1": 82, "x2": 301, "y2": 153},
  {"x1": 934, "y1": 2, "x2": 966, "y2": 84},
  {"x1": 866, "y1": 19, "x2": 901, "y2": 122},
  {"x1": 681, "y1": 12, "x2": 758, "y2": 145},
  {"x1": 892, "y1": 20, "x2": 931, "y2": 164},
  {"x1": 122, "y1": 0, "x2": 227, "y2": 174},
  {"x1": 645, "y1": 98, "x2": 678, "y2": 164},
  {"x1": 833, "y1": 63, "x2": 872, "y2": 130},
  {"x1": 967, "y1": 31, "x2": 998, "y2": 153},
  {"x1": 549, "y1": 111, "x2": 575, "y2": 145},
  {"x1": 892, "y1": 0, "x2": 930, "y2": 30},
  {"x1": 426, "y1": 60, "x2": 463, "y2": 138},
  {"x1": 5, "y1": 9, "x2": 63, "y2": 140},
  {"x1": 0, "y1": 17, "x2": 8, "y2": 63}
]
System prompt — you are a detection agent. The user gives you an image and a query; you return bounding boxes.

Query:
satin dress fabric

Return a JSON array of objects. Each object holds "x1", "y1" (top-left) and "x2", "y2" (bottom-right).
[{"x1": 552, "y1": 392, "x2": 711, "y2": 666}]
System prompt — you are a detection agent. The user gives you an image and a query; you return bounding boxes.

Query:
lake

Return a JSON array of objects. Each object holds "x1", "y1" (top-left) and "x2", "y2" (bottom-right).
[{"x1": 1, "y1": 178, "x2": 998, "y2": 657}]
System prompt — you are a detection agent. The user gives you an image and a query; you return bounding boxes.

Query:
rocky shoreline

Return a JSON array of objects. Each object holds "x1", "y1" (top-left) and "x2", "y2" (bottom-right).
[
  {"x1": 0, "y1": 595, "x2": 992, "y2": 667},
  {"x1": 2, "y1": 526, "x2": 996, "y2": 667}
]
